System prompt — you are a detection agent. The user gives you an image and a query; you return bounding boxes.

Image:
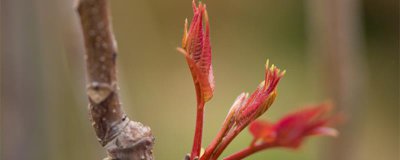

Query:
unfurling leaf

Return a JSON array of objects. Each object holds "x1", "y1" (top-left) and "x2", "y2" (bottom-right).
[{"x1": 178, "y1": 0, "x2": 214, "y2": 102}]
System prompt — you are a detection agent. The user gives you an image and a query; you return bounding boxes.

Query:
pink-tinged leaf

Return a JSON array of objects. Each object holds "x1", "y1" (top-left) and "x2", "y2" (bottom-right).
[
  {"x1": 310, "y1": 127, "x2": 338, "y2": 137},
  {"x1": 249, "y1": 121, "x2": 276, "y2": 144},
  {"x1": 192, "y1": 0, "x2": 198, "y2": 14},
  {"x1": 235, "y1": 62, "x2": 284, "y2": 125},
  {"x1": 200, "y1": 72, "x2": 214, "y2": 102},
  {"x1": 248, "y1": 103, "x2": 339, "y2": 149},
  {"x1": 178, "y1": 48, "x2": 203, "y2": 82},
  {"x1": 180, "y1": 1, "x2": 214, "y2": 102},
  {"x1": 199, "y1": 7, "x2": 212, "y2": 74},
  {"x1": 186, "y1": 4, "x2": 204, "y2": 62},
  {"x1": 187, "y1": 0, "x2": 200, "y2": 40},
  {"x1": 181, "y1": 19, "x2": 188, "y2": 48},
  {"x1": 205, "y1": 65, "x2": 215, "y2": 101},
  {"x1": 228, "y1": 92, "x2": 248, "y2": 116},
  {"x1": 177, "y1": 47, "x2": 214, "y2": 102}
]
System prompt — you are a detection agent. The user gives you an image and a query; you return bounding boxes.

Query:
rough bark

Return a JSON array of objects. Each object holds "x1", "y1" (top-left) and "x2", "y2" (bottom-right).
[{"x1": 76, "y1": 0, "x2": 154, "y2": 159}]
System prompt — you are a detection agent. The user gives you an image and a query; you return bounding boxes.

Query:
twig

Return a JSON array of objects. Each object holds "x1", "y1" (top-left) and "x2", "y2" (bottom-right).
[
  {"x1": 76, "y1": 0, "x2": 154, "y2": 159},
  {"x1": 208, "y1": 126, "x2": 244, "y2": 160},
  {"x1": 223, "y1": 143, "x2": 276, "y2": 160},
  {"x1": 190, "y1": 82, "x2": 205, "y2": 159}
]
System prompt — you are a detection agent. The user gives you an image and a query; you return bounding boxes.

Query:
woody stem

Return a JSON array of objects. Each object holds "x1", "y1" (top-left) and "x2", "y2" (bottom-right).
[{"x1": 77, "y1": 0, "x2": 154, "y2": 159}]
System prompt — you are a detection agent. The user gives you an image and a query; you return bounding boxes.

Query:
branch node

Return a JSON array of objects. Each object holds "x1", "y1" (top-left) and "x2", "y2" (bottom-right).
[
  {"x1": 87, "y1": 82, "x2": 113, "y2": 104},
  {"x1": 105, "y1": 121, "x2": 155, "y2": 160},
  {"x1": 78, "y1": 0, "x2": 155, "y2": 159}
]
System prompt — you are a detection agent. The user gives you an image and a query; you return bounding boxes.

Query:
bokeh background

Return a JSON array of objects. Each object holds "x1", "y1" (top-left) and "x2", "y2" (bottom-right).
[{"x1": 1, "y1": 0, "x2": 398, "y2": 159}]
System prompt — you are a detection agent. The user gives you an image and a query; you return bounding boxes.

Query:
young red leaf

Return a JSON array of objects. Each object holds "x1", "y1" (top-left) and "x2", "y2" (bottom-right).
[
  {"x1": 235, "y1": 61, "x2": 285, "y2": 126},
  {"x1": 249, "y1": 103, "x2": 338, "y2": 149},
  {"x1": 224, "y1": 103, "x2": 339, "y2": 160},
  {"x1": 178, "y1": 0, "x2": 214, "y2": 102},
  {"x1": 201, "y1": 61, "x2": 284, "y2": 160},
  {"x1": 249, "y1": 121, "x2": 276, "y2": 145}
]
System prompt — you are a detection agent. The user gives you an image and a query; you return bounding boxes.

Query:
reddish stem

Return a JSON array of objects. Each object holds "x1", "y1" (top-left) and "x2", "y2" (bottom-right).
[
  {"x1": 190, "y1": 82, "x2": 205, "y2": 160},
  {"x1": 210, "y1": 117, "x2": 260, "y2": 160},
  {"x1": 191, "y1": 101, "x2": 205, "y2": 159},
  {"x1": 208, "y1": 125, "x2": 244, "y2": 160},
  {"x1": 201, "y1": 117, "x2": 232, "y2": 160},
  {"x1": 223, "y1": 143, "x2": 276, "y2": 160}
]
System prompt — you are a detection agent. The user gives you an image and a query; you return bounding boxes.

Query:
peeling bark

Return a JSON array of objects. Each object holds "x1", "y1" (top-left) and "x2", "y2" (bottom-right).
[{"x1": 76, "y1": 0, "x2": 154, "y2": 159}]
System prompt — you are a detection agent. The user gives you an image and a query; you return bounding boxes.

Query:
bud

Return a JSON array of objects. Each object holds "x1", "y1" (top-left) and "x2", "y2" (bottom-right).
[
  {"x1": 224, "y1": 92, "x2": 249, "y2": 130},
  {"x1": 178, "y1": 0, "x2": 214, "y2": 102},
  {"x1": 235, "y1": 60, "x2": 285, "y2": 125},
  {"x1": 201, "y1": 60, "x2": 284, "y2": 160}
]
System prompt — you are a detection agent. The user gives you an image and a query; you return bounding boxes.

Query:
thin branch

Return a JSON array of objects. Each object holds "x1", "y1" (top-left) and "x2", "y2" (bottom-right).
[
  {"x1": 201, "y1": 115, "x2": 233, "y2": 160},
  {"x1": 208, "y1": 126, "x2": 243, "y2": 160},
  {"x1": 76, "y1": 0, "x2": 154, "y2": 159},
  {"x1": 223, "y1": 143, "x2": 276, "y2": 160},
  {"x1": 190, "y1": 102, "x2": 205, "y2": 159}
]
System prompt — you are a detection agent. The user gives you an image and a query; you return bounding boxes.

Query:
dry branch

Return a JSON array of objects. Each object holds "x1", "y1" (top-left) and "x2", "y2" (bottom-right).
[{"x1": 76, "y1": 0, "x2": 154, "y2": 159}]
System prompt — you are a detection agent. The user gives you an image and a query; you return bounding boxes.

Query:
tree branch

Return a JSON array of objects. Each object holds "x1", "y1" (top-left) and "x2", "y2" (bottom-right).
[{"x1": 76, "y1": 0, "x2": 154, "y2": 159}]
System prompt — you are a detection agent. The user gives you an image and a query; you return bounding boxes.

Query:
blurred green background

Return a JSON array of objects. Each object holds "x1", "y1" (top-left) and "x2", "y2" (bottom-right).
[{"x1": 1, "y1": 0, "x2": 398, "y2": 160}]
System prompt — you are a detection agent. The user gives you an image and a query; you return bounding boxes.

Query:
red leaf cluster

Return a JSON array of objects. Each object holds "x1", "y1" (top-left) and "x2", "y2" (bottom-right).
[{"x1": 249, "y1": 103, "x2": 338, "y2": 149}]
